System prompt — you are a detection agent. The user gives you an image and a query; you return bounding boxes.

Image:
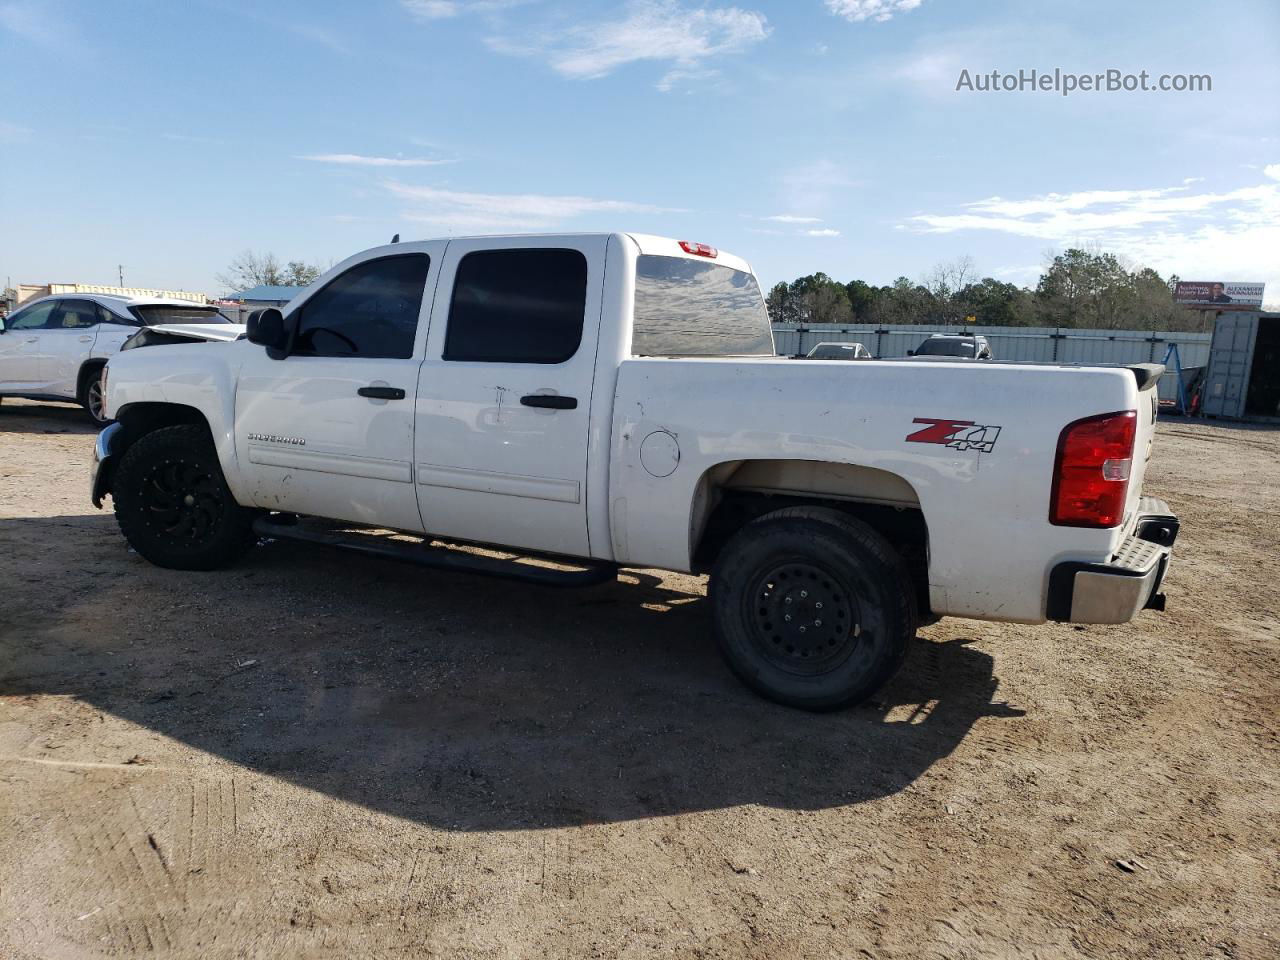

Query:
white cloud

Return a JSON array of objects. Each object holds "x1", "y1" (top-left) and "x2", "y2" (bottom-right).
[
  {"x1": 384, "y1": 180, "x2": 678, "y2": 232},
  {"x1": 287, "y1": 22, "x2": 348, "y2": 54},
  {"x1": 163, "y1": 132, "x2": 224, "y2": 145},
  {"x1": 486, "y1": 1, "x2": 769, "y2": 90},
  {"x1": 402, "y1": 0, "x2": 461, "y2": 16},
  {"x1": 301, "y1": 154, "x2": 454, "y2": 168},
  {"x1": 1264, "y1": 164, "x2": 1280, "y2": 182},
  {"x1": 779, "y1": 158, "x2": 861, "y2": 215},
  {"x1": 805, "y1": 228, "x2": 841, "y2": 237},
  {"x1": 401, "y1": 0, "x2": 525, "y2": 19},
  {"x1": 909, "y1": 184, "x2": 1277, "y2": 238},
  {"x1": 763, "y1": 214, "x2": 823, "y2": 223},
  {"x1": 826, "y1": 0, "x2": 923, "y2": 24},
  {"x1": 0, "y1": 119, "x2": 32, "y2": 143},
  {"x1": 0, "y1": 1, "x2": 60, "y2": 45},
  {"x1": 906, "y1": 179, "x2": 1280, "y2": 304},
  {"x1": 1182, "y1": 176, "x2": 1205, "y2": 185}
]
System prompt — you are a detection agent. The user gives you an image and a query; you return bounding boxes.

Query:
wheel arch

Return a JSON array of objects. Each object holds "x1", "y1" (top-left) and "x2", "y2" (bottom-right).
[
  {"x1": 93, "y1": 403, "x2": 222, "y2": 507},
  {"x1": 688, "y1": 458, "x2": 933, "y2": 618},
  {"x1": 76, "y1": 357, "x2": 107, "y2": 399}
]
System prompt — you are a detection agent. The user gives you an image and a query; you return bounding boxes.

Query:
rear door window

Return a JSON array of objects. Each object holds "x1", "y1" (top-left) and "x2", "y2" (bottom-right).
[
  {"x1": 50, "y1": 300, "x2": 99, "y2": 329},
  {"x1": 443, "y1": 248, "x2": 588, "y2": 364}
]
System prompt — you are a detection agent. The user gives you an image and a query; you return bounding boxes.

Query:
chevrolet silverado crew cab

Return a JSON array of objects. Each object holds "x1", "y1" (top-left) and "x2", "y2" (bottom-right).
[
  {"x1": 0, "y1": 294, "x2": 241, "y2": 423},
  {"x1": 90, "y1": 233, "x2": 1178, "y2": 710}
]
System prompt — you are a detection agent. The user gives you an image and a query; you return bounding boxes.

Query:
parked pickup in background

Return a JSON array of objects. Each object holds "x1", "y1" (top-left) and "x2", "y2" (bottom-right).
[
  {"x1": 90, "y1": 233, "x2": 1179, "y2": 710},
  {"x1": 907, "y1": 333, "x2": 993, "y2": 360}
]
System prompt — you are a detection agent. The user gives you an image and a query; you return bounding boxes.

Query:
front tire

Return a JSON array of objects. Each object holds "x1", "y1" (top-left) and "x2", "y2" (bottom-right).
[
  {"x1": 112, "y1": 424, "x2": 255, "y2": 570},
  {"x1": 710, "y1": 507, "x2": 917, "y2": 711}
]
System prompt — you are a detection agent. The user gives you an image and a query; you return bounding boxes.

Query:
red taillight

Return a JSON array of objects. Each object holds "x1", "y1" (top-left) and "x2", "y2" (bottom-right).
[
  {"x1": 678, "y1": 240, "x2": 718, "y2": 258},
  {"x1": 1050, "y1": 410, "x2": 1137, "y2": 528}
]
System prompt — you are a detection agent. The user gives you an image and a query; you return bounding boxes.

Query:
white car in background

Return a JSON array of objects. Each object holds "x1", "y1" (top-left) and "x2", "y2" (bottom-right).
[
  {"x1": 806, "y1": 341, "x2": 873, "y2": 360},
  {"x1": 0, "y1": 294, "x2": 244, "y2": 423}
]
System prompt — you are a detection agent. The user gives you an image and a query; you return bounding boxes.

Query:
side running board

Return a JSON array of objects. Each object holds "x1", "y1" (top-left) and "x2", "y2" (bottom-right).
[{"x1": 253, "y1": 515, "x2": 617, "y2": 589}]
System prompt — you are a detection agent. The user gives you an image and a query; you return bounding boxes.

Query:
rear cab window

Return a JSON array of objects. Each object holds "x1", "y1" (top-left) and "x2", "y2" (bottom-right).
[
  {"x1": 130, "y1": 305, "x2": 232, "y2": 326},
  {"x1": 632, "y1": 255, "x2": 773, "y2": 357}
]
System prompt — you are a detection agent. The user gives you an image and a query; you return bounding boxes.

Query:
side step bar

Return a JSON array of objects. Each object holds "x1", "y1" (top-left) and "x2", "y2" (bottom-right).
[{"x1": 253, "y1": 516, "x2": 617, "y2": 589}]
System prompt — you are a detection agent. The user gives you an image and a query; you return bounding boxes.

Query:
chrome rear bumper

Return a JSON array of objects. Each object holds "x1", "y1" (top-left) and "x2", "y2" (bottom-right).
[{"x1": 1047, "y1": 498, "x2": 1179, "y2": 624}]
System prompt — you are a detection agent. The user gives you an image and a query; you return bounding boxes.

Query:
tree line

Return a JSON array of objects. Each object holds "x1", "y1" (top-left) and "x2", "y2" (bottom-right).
[{"x1": 767, "y1": 248, "x2": 1207, "y2": 332}]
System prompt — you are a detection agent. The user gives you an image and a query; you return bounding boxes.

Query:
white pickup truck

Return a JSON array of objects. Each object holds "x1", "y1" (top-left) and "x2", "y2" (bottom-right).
[{"x1": 91, "y1": 233, "x2": 1178, "y2": 710}]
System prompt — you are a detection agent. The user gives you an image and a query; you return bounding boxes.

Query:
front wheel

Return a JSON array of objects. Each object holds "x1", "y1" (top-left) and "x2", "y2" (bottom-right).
[
  {"x1": 112, "y1": 424, "x2": 255, "y2": 570},
  {"x1": 710, "y1": 507, "x2": 917, "y2": 711}
]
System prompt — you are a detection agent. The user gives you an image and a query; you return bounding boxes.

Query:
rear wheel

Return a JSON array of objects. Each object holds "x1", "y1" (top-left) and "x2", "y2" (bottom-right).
[
  {"x1": 112, "y1": 424, "x2": 255, "y2": 570},
  {"x1": 710, "y1": 506, "x2": 916, "y2": 711},
  {"x1": 79, "y1": 364, "x2": 109, "y2": 425}
]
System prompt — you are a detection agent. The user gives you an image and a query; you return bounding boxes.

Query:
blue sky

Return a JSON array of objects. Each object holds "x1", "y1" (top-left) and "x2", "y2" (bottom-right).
[{"x1": 2, "y1": 0, "x2": 1278, "y2": 303}]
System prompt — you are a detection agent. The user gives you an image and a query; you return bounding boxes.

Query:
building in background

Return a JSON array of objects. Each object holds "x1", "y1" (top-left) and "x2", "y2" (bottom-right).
[
  {"x1": 225, "y1": 285, "x2": 303, "y2": 309},
  {"x1": 218, "y1": 285, "x2": 306, "y2": 323},
  {"x1": 7, "y1": 282, "x2": 207, "y2": 313}
]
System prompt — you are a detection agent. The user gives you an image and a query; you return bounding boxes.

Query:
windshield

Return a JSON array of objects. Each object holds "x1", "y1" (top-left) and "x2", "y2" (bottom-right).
[
  {"x1": 917, "y1": 338, "x2": 976, "y2": 358},
  {"x1": 130, "y1": 305, "x2": 229, "y2": 326},
  {"x1": 808, "y1": 343, "x2": 865, "y2": 359},
  {"x1": 632, "y1": 255, "x2": 774, "y2": 357}
]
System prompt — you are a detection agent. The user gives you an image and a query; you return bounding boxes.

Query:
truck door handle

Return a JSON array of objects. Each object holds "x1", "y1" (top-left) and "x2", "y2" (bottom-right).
[
  {"x1": 357, "y1": 385, "x2": 405, "y2": 400},
  {"x1": 78, "y1": 335, "x2": 94, "y2": 342},
  {"x1": 520, "y1": 394, "x2": 577, "y2": 410}
]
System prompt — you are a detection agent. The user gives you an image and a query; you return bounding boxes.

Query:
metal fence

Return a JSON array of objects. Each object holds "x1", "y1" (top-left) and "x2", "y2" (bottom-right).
[{"x1": 772, "y1": 324, "x2": 1212, "y2": 403}]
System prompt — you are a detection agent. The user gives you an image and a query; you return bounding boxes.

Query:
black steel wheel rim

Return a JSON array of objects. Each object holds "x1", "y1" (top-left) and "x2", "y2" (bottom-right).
[
  {"x1": 744, "y1": 559, "x2": 862, "y2": 676},
  {"x1": 139, "y1": 457, "x2": 223, "y2": 542}
]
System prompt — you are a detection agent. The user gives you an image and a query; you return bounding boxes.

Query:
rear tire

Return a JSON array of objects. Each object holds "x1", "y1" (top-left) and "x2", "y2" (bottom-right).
[
  {"x1": 112, "y1": 424, "x2": 255, "y2": 570},
  {"x1": 710, "y1": 506, "x2": 917, "y2": 711},
  {"x1": 79, "y1": 364, "x2": 109, "y2": 425}
]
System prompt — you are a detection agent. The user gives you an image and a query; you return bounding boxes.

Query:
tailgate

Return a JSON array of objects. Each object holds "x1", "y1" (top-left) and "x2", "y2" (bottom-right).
[{"x1": 1124, "y1": 363, "x2": 1163, "y2": 530}]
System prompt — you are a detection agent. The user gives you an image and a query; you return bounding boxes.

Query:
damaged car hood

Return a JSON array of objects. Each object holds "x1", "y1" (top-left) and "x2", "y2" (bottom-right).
[{"x1": 147, "y1": 322, "x2": 246, "y2": 342}]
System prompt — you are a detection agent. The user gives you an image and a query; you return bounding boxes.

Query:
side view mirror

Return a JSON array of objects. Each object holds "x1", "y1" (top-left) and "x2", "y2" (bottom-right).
[
  {"x1": 906, "y1": 349, "x2": 915, "y2": 356},
  {"x1": 246, "y1": 308, "x2": 287, "y2": 352}
]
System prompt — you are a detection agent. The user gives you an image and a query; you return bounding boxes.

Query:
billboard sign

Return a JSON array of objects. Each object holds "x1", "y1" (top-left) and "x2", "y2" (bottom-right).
[{"x1": 1174, "y1": 281, "x2": 1265, "y2": 308}]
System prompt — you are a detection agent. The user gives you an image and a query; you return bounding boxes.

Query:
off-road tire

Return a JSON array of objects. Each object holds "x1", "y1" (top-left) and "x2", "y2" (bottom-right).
[
  {"x1": 78, "y1": 363, "x2": 109, "y2": 425},
  {"x1": 709, "y1": 506, "x2": 917, "y2": 711},
  {"x1": 112, "y1": 424, "x2": 255, "y2": 570}
]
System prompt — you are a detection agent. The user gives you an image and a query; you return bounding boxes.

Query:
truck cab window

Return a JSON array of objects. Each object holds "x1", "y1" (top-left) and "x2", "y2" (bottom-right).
[
  {"x1": 443, "y1": 248, "x2": 588, "y2": 363},
  {"x1": 292, "y1": 254, "x2": 430, "y2": 359}
]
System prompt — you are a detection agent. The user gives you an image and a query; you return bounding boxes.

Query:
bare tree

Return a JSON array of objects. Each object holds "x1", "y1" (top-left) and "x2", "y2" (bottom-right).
[
  {"x1": 924, "y1": 256, "x2": 976, "y2": 303},
  {"x1": 217, "y1": 251, "x2": 323, "y2": 293}
]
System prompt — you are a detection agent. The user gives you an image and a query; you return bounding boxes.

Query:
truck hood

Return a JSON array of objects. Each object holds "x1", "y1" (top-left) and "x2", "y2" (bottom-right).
[{"x1": 147, "y1": 323, "x2": 246, "y2": 342}]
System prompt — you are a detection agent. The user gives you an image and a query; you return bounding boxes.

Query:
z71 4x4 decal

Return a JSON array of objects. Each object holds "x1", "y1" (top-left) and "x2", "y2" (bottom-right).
[{"x1": 906, "y1": 418, "x2": 1003, "y2": 453}]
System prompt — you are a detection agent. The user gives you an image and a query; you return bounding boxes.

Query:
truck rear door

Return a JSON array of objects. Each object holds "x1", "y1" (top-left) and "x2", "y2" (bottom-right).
[{"x1": 413, "y1": 236, "x2": 607, "y2": 557}]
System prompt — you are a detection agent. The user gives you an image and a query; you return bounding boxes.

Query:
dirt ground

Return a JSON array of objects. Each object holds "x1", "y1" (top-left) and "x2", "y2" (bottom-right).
[{"x1": 0, "y1": 397, "x2": 1276, "y2": 960}]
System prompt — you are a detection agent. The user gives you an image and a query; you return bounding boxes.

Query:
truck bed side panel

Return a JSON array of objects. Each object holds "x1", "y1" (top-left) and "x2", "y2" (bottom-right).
[{"x1": 610, "y1": 357, "x2": 1144, "y2": 623}]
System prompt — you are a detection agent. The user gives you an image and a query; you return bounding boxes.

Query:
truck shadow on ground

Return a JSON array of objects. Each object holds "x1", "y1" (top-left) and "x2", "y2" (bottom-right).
[{"x1": 3, "y1": 512, "x2": 1025, "y2": 831}]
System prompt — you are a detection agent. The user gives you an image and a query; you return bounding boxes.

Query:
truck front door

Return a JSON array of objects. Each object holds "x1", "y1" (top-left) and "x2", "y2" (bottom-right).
[
  {"x1": 234, "y1": 249, "x2": 438, "y2": 533},
  {"x1": 414, "y1": 237, "x2": 606, "y2": 557}
]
